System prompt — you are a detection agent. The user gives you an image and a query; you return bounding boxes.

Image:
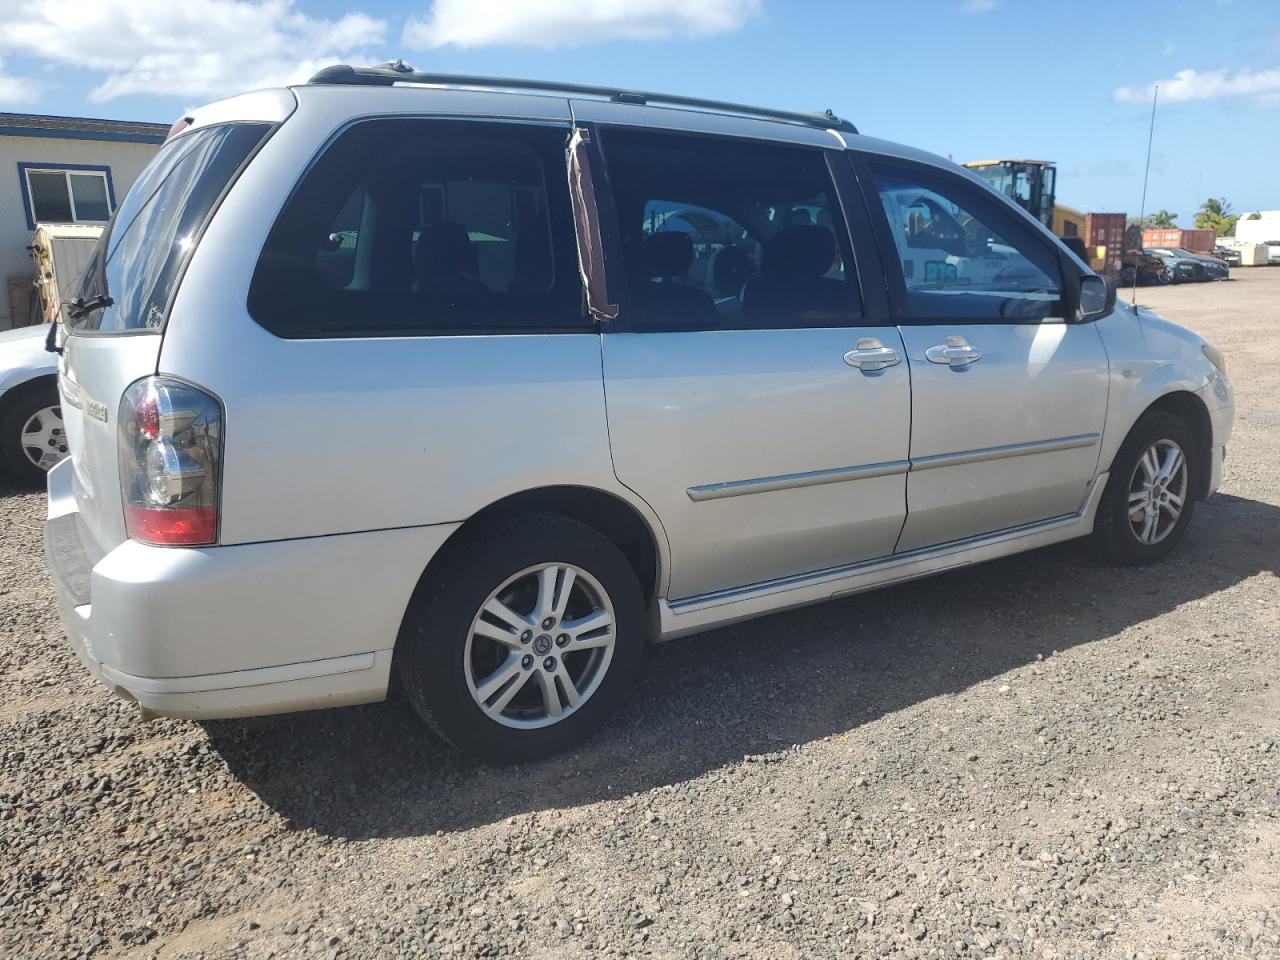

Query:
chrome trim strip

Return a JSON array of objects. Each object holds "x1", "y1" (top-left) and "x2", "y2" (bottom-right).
[
  {"x1": 910, "y1": 433, "x2": 1100, "y2": 471},
  {"x1": 658, "y1": 472, "x2": 1109, "y2": 639},
  {"x1": 685, "y1": 434, "x2": 1099, "y2": 502},
  {"x1": 686, "y1": 459, "x2": 910, "y2": 502}
]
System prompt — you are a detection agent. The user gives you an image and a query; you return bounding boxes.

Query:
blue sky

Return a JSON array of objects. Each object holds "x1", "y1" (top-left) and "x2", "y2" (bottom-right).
[{"x1": 1, "y1": 0, "x2": 1277, "y2": 224}]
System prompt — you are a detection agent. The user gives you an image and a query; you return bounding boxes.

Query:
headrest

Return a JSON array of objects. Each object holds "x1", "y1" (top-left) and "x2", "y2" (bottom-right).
[
  {"x1": 762, "y1": 225, "x2": 836, "y2": 279},
  {"x1": 710, "y1": 245, "x2": 752, "y2": 298},
  {"x1": 638, "y1": 231, "x2": 694, "y2": 279},
  {"x1": 414, "y1": 221, "x2": 477, "y2": 279}
]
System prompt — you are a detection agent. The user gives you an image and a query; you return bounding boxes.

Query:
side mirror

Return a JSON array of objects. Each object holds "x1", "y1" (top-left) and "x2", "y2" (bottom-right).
[{"x1": 1079, "y1": 274, "x2": 1116, "y2": 321}]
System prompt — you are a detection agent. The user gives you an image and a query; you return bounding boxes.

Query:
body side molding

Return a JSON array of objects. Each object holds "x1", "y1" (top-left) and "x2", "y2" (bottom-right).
[
  {"x1": 660, "y1": 472, "x2": 1108, "y2": 639},
  {"x1": 685, "y1": 434, "x2": 1101, "y2": 501}
]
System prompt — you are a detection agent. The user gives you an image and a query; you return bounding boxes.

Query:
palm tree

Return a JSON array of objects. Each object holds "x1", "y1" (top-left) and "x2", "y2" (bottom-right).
[
  {"x1": 1139, "y1": 210, "x2": 1177, "y2": 229},
  {"x1": 1195, "y1": 198, "x2": 1238, "y2": 236},
  {"x1": 1199, "y1": 198, "x2": 1233, "y2": 219}
]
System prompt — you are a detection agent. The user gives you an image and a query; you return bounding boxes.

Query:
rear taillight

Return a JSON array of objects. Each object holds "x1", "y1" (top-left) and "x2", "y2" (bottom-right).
[{"x1": 119, "y1": 377, "x2": 222, "y2": 546}]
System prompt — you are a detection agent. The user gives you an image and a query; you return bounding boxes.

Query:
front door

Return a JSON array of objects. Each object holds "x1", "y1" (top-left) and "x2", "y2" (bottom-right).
[
  {"x1": 865, "y1": 157, "x2": 1109, "y2": 552},
  {"x1": 594, "y1": 126, "x2": 912, "y2": 600}
]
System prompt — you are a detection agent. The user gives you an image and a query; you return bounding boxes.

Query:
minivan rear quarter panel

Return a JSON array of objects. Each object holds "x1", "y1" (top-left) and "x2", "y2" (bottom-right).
[{"x1": 161, "y1": 87, "x2": 645, "y2": 547}]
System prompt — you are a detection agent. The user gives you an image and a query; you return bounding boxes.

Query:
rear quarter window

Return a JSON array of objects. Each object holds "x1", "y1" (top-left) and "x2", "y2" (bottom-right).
[
  {"x1": 247, "y1": 118, "x2": 587, "y2": 338},
  {"x1": 67, "y1": 123, "x2": 272, "y2": 333}
]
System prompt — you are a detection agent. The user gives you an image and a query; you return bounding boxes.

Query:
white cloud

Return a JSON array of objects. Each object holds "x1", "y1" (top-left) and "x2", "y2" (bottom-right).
[
  {"x1": 403, "y1": 0, "x2": 760, "y2": 49},
  {"x1": 1114, "y1": 66, "x2": 1280, "y2": 106},
  {"x1": 0, "y1": 0, "x2": 386, "y2": 103},
  {"x1": 0, "y1": 58, "x2": 39, "y2": 106},
  {"x1": 958, "y1": 0, "x2": 998, "y2": 12}
]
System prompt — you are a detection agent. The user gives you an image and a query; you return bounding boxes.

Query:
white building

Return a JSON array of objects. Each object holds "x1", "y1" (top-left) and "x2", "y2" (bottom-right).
[
  {"x1": 1234, "y1": 210, "x2": 1280, "y2": 245},
  {"x1": 1, "y1": 112, "x2": 167, "y2": 330}
]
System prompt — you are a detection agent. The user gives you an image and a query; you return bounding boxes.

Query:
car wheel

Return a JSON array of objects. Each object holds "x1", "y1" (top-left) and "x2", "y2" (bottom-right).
[
  {"x1": 1155, "y1": 268, "x2": 1171, "y2": 285},
  {"x1": 1093, "y1": 411, "x2": 1198, "y2": 566},
  {"x1": 397, "y1": 513, "x2": 646, "y2": 764},
  {"x1": 1, "y1": 382, "x2": 66, "y2": 486}
]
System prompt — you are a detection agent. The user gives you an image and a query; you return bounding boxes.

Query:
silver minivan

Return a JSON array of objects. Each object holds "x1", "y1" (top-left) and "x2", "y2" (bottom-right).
[{"x1": 44, "y1": 65, "x2": 1234, "y2": 762}]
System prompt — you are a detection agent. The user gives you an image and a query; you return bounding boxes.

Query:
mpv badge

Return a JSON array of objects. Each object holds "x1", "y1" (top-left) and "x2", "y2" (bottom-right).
[{"x1": 85, "y1": 398, "x2": 109, "y2": 423}]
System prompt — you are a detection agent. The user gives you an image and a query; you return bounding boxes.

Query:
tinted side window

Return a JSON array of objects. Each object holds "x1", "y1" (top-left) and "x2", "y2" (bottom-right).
[
  {"x1": 249, "y1": 120, "x2": 586, "y2": 338},
  {"x1": 870, "y1": 162, "x2": 1063, "y2": 322},
  {"x1": 600, "y1": 129, "x2": 861, "y2": 331}
]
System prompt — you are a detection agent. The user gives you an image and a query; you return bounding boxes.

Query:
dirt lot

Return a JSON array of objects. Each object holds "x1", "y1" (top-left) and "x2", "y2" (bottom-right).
[{"x1": 2, "y1": 270, "x2": 1278, "y2": 960}]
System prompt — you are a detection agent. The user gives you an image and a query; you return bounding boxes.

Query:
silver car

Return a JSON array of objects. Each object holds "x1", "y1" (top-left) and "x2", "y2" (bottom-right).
[
  {"x1": 0, "y1": 323, "x2": 63, "y2": 483},
  {"x1": 43, "y1": 66, "x2": 1234, "y2": 763}
]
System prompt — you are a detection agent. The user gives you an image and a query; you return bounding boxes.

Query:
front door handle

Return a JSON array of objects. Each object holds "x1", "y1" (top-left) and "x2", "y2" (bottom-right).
[
  {"x1": 843, "y1": 337, "x2": 901, "y2": 372},
  {"x1": 925, "y1": 336, "x2": 982, "y2": 367}
]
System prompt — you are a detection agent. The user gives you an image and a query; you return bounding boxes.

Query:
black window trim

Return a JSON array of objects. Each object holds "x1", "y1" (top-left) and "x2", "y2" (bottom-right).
[
  {"x1": 852, "y1": 151, "x2": 1086, "y2": 326},
  {"x1": 592, "y1": 122, "x2": 881, "y2": 334},
  {"x1": 247, "y1": 114, "x2": 597, "y2": 341}
]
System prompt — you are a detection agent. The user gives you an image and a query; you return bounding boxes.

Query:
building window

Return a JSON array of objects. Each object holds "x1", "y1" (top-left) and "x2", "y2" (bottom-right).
[{"x1": 20, "y1": 165, "x2": 114, "y2": 227}]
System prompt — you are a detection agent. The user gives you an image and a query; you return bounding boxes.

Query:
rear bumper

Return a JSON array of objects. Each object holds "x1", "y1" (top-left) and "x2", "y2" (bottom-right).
[{"x1": 44, "y1": 460, "x2": 459, "y2": 720}]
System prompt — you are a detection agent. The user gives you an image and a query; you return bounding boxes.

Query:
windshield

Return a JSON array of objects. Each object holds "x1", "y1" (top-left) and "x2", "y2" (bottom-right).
[{"x1": 67, "y1": 123, "x2": 271, "y2": 332}]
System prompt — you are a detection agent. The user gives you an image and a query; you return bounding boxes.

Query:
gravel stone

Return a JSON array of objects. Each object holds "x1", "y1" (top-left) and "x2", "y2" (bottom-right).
[{"x1": 1, "y1": 271, "x2": 1279, "y2": 959}]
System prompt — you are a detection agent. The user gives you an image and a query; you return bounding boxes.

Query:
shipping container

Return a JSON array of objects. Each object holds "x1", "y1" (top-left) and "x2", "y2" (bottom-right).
[
  {"x1": 1141, "y1": 228, "x2": 1217, "y2": 253},
  {"x1": 1084, "y1": 212, "x2": 1126, "y2": 276}
]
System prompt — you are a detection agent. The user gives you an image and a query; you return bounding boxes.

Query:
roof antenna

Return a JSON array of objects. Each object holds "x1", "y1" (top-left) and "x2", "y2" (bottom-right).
[{"x1": 1133, "y1": 83, "x2": 1158, "y2": 307}]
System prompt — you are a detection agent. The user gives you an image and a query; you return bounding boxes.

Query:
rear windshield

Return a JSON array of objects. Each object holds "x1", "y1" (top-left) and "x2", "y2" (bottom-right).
[{"x1": 67, "y1": 122, "x2": 271, "y2": 332}]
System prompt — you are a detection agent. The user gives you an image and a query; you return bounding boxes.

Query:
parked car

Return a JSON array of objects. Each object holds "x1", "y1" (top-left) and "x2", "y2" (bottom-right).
[
  {"x1": 1214, "y1": 246, "x2": 1242, "y2": 267},
  {"x1": 1143, "y1": 249, "x2": 1199, "y2": 283},
  {"x1": 44, "y1": 67, "x2": 1235, "y2": 763},
  {"x1": 1120, "y1": 249, "x2": 1171, "y2": 286},
  {"x1": 0, "y1": 323, "x2": 62, "y2": 484},
  {"x1": 1173, "y1": 247, "x2": 1232, "y2": 277},
  {"x1": 1145, "y1": 246, "x2": 1229, "y2": 282},
  {"x1": 1266, "y1": 240, "x2": 1280, "y2": 264}
]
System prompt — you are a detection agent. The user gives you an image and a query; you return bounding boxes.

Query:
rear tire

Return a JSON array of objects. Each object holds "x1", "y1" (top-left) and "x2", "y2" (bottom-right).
[
  {"x1": 1093, "y1": 411, "x2": 1198, "y2": 566},
  {"x1": 0, "y1": 381, "x2": 65, "y2": 486},
  {"x1": 397, "y1": 513, "x2": 646, "y2": 764}
]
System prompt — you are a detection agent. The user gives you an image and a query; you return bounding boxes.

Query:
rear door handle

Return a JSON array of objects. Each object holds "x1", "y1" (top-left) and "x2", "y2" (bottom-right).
[
  {"x1": 843, "y1": 337, "x2": 901, "y2": 372},
  {"x1": 925, "y1": 336, "x2": 982, "y2": 367}
]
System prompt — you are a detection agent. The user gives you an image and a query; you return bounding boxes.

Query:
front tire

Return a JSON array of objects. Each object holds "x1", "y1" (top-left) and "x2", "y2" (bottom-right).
[
  {"x1": 397, "y1": 513, "x2": 646, "y2": 764},
  {"x1": 1093, "y1": 412, "x2": 1198, "y2": 565},
  {"x1": 0, "y1": 382, "x2": 66, "y2": 486}
]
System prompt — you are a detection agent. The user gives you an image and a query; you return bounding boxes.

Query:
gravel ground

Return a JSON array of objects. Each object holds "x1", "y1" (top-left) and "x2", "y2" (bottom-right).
[{"x1": 2, "y1": 270, "x2": 1278, "y2": 960}]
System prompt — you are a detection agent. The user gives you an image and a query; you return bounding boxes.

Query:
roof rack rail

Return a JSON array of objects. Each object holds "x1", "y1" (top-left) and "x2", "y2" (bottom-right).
[{"x1": 307, "y1": 62, "x2": 858, "y2": 135}]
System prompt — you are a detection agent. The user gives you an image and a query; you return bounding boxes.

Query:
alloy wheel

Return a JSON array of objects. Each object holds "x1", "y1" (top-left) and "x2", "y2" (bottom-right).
[
  {"x1": 20, "y1": 405, "x2": 66, "y2": 471},
  {"x1": 464, "y1": 562, "x2": 616, "y2": 729},
  {"x1": 1127, "y1": 438, "x2": 1188, "y2": 545}
]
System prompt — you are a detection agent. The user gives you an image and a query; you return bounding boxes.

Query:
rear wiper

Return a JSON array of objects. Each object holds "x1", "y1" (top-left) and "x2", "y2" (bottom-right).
[{"x1": 65, "y1": 294, "x2": 114, "y2": 319}]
